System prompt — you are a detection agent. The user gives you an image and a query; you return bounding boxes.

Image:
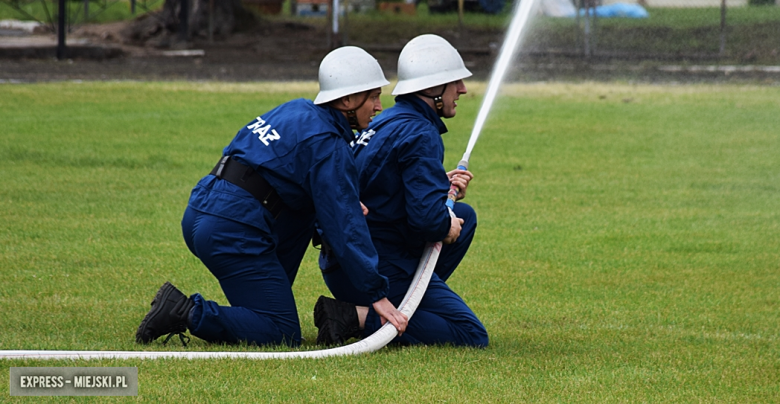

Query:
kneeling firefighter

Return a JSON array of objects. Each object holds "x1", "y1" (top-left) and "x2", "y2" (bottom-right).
[
  {"x1": 315, "y1": 34, "x2": 488, "y2": 348},
  {"x1": 136, "y1": 46, "x2": 408, "y2": 347}
]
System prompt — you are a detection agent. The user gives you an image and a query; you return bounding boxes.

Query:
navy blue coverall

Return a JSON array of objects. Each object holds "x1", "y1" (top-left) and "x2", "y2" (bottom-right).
[
  {"x1": 321, "y1": 94, "x2": 488, "y2": 347},
  {"x1": 181, "y1": 98, "x2": 389, "y2": 346}
]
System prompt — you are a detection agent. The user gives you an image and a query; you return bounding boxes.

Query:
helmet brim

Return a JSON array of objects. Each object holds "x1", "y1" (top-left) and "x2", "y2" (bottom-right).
[
  {"x1": 314, "y1": 79, "x2": 390, "y2": 105},
  {"x1": 391, "y1": 67, "x2": 472, "y2": 96}
]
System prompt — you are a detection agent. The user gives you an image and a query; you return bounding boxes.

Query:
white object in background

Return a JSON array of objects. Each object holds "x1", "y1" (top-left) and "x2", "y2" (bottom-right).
[
  {"x1": 0, "y1": 19, "x2": 43, "y2": 33},
  {"x1": 540, "y1": 0, "x2": 576, "y2": 17}
]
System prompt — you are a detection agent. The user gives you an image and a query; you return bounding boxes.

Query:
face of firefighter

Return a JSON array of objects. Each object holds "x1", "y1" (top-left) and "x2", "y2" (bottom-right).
[
  {"x1": 425, "y1": 79, "x2": 467, "y2": 119},
  {"x1": 346, "y1": 88, "x2": 383, "y2": 130},
  {"x1": 441, "y1": 79, "x2": 467, "y2": 118},
  {"x1": 419, "y1": 79, "x2": 467, "y2": 119}
]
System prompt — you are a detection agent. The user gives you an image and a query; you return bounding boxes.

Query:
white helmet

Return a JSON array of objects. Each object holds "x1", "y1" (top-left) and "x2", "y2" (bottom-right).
[
  {"x1": 392, "y1": 34, "x2": 472, "y2": 96},
  {"x1": 314, "y1": 46, "x2": 390, "y2": 105}
]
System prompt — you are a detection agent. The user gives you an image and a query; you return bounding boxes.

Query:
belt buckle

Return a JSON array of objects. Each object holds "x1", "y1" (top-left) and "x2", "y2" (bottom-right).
[{"x1": 215, "y1": 156, "x2": 230, "y2": 178}]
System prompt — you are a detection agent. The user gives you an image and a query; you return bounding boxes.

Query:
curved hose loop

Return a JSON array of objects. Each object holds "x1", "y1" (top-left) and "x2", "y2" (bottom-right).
[{"x1": 0, "y1": 242, "x2": 442, "y2": 361}]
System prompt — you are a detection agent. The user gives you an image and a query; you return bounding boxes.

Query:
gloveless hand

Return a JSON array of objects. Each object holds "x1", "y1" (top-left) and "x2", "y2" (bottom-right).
[
  {"x1": 372, "y1": 297, "x2": 408, "y2": 336},
  {"x1": 447, "y1": 169, "x2": 473, "y2": 200}
]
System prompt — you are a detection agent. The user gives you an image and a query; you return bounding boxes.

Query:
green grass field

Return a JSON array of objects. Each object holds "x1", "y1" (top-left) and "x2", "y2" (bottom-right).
[{"x1": 0, "y1": 81, "x2": 778, "y2": 402}]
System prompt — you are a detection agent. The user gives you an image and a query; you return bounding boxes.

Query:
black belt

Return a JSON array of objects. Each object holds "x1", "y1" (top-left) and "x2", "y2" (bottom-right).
[{"x1": 210, "y1": 156, "x2": 287, "y2": 219}]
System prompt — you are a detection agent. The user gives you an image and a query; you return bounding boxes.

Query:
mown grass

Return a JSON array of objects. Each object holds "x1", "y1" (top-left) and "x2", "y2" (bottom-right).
[{"x1": 0, "y1": 81, "x2": 778, "y2": 402}]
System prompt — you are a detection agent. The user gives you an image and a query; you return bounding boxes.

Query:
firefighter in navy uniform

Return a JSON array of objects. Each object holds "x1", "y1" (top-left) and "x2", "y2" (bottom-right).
[
  {"x1": 315, "y1": 35, "x2": 488, "y2": 347},
  {"x1": 136, "y1": 46, "x2": 407, "y2": 346}
]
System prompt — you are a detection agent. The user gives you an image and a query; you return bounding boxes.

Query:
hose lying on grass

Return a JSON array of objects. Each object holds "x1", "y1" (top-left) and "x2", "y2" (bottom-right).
[{"x1": 0, "y1": 242, "x2": 441, "y2": 360}]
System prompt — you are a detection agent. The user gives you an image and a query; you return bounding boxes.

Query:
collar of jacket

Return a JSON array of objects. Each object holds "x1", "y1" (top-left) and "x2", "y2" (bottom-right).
[
  {"x1": 393, "y1": 94, "x2": 449, "y2": 136},
  {"x1": 320, "y1": 103, "x2": 356, "y2": 143}
]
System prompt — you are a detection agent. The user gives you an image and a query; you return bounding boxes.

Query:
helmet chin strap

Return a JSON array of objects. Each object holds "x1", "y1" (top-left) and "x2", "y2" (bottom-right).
[
  {"x1": 345, "y1": 110, "x2": 360, "y2": 129},
  {"x1": 417, "y1": 83, "x2": 449, "y2": 117},
  {"x1": 335, "y1": 91, "x2": 371, "y2": 130}
]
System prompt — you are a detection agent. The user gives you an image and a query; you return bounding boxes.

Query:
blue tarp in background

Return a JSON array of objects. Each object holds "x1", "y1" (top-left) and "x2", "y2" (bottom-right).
[
  {"x1": 578, "y1": 3, "x2": 649, "y2": 18},
  {"x1": 541, "y1": 0, "x2": 649, "y2": 18}
]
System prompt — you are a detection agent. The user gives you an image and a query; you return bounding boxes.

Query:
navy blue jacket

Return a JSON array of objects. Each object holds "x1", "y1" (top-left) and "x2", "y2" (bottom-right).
[
  {"x1": 354, "y1": 95, "x2": 453, "y2": 274},
  {"x1": 188, "y1": 98, "x2": 389, "y2": 302}
]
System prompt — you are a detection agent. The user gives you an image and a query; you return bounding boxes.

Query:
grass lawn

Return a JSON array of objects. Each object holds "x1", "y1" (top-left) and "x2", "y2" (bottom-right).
[{"x1": 0, "y1": 81, "x2": 778, "y2": 402}]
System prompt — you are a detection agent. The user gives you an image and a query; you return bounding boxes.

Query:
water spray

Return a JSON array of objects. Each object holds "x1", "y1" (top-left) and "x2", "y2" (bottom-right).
[{"x1": 448, "y1": 0, "x2": 540, "y2": 205}]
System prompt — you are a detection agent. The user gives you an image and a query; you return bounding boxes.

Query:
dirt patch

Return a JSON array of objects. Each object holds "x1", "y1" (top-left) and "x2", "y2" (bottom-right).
[{"x1": 2, "y1": 18, "x2": 779, "y2": 84}]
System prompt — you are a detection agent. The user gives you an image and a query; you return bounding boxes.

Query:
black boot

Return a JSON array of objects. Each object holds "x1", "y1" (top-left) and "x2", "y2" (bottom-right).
[
  {"x1": 135, "y1": 282, "x2": 194, "y2": 346},
  {"x1": 313, "y1": 295, "x2": 362, "y2": 346}
]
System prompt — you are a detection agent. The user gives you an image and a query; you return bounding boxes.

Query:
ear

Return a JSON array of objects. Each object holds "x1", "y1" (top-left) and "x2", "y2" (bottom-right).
[
  {"x1": 340, "y1": 94, "x2": 358, "y2": 110},
  {"x1": 420, "y1": 84, "x2": 446, "y2": 98},
  {"x1": 328, "y1": 95, "x2": 352, "y2": 110}
]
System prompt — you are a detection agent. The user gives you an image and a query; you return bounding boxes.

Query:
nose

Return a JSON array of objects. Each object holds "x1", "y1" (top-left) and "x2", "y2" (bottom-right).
[
  {"x1": 456, "y1": 80, "x2": 467, "y2": 94},
  {"x1": 374, "y1": 98, "x2": 383, "y2": 112}
]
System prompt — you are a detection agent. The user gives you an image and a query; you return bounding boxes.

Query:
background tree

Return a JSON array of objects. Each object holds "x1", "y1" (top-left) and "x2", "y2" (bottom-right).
[{"x1": 122, "y1": 0, "x2": 256, "y2": 48}]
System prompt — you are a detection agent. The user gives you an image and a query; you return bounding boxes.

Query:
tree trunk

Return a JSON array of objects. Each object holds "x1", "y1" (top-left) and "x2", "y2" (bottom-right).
[{"x1": 122, "y1": 0, "x2": 256, "y2": 48}]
